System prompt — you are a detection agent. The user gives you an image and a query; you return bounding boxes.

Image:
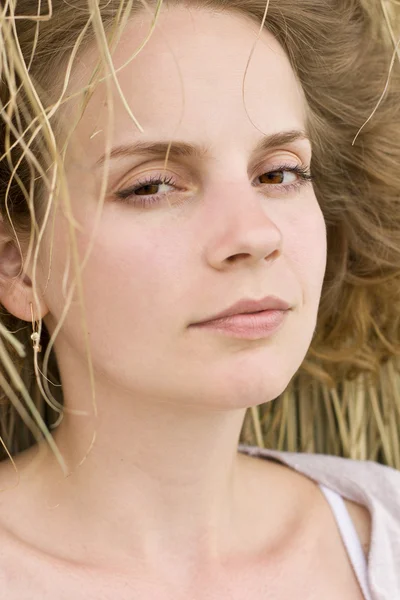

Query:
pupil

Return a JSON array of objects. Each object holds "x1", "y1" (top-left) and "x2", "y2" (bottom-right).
[
  {"x1": 136, "y1": 184, "x2": 159, "y2": 195},
  {"x1": 260, "y1": 171, "x2": 284, "y2": 184}
]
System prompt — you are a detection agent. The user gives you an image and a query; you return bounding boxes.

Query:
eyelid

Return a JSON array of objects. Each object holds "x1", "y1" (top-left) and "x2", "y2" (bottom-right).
[
  {"x1": 124, "y1": 148, "x2": 305, "y2": 171},
  {"x1": 116, "y1": 162, "x2": 312, "y2": 203},
  {"x1": 250, "y1": 152, "x2": 308, "y2": 178},
  {"x1": 115, "y1": 164, "x2": 189, "y2": 193},
  {"x1": 114, "y1": 151, "x2": 310, "y2": 192}
]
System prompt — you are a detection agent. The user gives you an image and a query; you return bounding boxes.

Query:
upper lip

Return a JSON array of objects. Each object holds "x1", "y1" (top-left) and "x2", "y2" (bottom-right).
[{"x1": 193, "y1": 295, "x2": 292, "y2": 324}]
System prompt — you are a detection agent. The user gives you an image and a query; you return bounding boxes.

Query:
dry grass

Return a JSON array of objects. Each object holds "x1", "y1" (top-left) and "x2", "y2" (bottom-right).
[{"x1": 240, "y1": 355, "x2": 400, "y2": 469}]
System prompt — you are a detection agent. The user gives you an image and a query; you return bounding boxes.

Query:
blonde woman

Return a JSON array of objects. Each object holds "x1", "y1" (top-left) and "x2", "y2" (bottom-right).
[{"x1": 0, "y1": 0, "x2": 399, "y2": 598}]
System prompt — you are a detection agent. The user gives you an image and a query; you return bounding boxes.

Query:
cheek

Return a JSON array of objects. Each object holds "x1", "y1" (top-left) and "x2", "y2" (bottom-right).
[
  {"x1": 38, "y1": 215, "x2": 191, "y2": 372},
  {"x1": 58, "y1": 215, "x2": 192, "y2": 330},
  {"x1": 285, "y1": 204, "x2": 327, "y2": 300}
]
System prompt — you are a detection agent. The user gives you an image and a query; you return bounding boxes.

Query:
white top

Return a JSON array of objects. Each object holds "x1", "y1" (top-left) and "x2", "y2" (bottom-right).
[{"x1": 318, "y1": 483, "x2": 373, "y2": 599}]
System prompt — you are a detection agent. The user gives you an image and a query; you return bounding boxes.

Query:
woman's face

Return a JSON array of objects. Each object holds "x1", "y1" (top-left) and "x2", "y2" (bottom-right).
[{"x1": 38, "y1": 6, "x2": 327, "y2": 408}]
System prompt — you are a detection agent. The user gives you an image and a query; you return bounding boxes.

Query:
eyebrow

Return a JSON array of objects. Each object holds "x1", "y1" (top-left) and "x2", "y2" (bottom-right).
[{"x1": 94, "y1": 129, "x2": 310, "y2": 168}]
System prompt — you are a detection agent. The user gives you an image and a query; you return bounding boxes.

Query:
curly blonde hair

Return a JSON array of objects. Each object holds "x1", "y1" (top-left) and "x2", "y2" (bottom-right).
[{"x1": 0, "y1": 0, "x2": 399, "y2": 469}]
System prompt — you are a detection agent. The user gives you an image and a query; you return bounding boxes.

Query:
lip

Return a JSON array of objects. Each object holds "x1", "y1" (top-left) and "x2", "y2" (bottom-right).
[
  {"x1": 191, "y1": 295, "x2": 292, "y2": 325},
  {"x1": 190, "y1": 309, "x2": 289, "y2": 340}
]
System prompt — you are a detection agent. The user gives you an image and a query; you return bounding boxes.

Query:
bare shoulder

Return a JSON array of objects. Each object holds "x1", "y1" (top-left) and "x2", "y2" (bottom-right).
[{"x1": 238, "y1": 452, "x2": 373, "y2": 559}]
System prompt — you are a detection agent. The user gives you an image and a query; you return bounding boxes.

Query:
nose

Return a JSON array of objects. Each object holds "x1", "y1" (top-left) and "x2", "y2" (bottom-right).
[{"x1": 203, "y1": 181, "x2": 283, "y2": 270}]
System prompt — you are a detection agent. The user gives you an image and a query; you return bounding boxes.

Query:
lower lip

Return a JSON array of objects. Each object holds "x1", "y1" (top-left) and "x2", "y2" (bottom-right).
[{"x1": 190, "y1": 309, "x2": 289, "y2": 339}]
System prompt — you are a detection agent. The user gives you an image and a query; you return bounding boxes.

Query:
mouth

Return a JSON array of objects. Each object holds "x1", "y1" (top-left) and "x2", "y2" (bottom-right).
[
  {"x1": 193, "y1": 295, "x2": 292, "y2": 325},
  {"x1": 189, "y1": 308, "x2": 289, "y2": 340}
]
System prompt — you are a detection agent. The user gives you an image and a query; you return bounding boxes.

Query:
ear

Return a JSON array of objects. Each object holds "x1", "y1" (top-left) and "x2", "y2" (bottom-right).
[{"x1": 0, "y1": 216, "x2": 49, "y2": 323}]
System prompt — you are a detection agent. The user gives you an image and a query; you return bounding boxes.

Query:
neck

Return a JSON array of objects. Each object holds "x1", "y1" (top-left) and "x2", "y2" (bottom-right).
[
  {"x1": 37, "y1": 378, "x2": 253, "y2": 574},
  {"x1": 25, "y1": 357, "x2": 302, "y2": 583}
]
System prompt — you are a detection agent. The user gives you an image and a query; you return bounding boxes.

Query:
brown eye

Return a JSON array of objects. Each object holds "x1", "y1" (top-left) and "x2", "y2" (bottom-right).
[
  {"x1": 135, "y1": 183, "x2": 161, "y2": 196},
  {"x1": 259, "y1": 171, "x2": 285, "y2": 184},
  {"x1": 252, "y1": 165, "x2": 313, "y2": 195}
]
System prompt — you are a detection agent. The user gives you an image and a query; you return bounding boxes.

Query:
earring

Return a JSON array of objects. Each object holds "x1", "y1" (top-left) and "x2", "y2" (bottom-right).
[{"x1": 29, "y1": 302, "x2": 42, "y2": 353}]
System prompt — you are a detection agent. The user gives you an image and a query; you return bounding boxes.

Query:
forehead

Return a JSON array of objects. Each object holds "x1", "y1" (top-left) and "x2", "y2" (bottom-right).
[{"x1": 64, "y1": 6, "x2": 307, "y2": 164}]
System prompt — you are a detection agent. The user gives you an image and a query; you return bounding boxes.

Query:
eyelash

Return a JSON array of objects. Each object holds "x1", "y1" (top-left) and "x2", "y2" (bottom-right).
[{"x1": 114, "y1": 163, "x2": 314, "y2": 209}]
